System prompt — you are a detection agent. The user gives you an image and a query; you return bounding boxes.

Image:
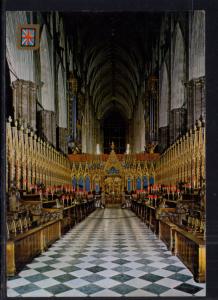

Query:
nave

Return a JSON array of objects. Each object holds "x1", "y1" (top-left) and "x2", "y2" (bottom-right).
[
  {"x1": 5, "y1": 11, "x2": 206, "y2": 297},
  {"x1": 7, "y1": 208, "x2": 205, "y2": 297}
]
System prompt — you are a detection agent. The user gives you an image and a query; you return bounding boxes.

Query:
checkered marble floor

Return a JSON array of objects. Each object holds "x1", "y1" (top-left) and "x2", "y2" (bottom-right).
[{"x1": 7, "y1": 208, "x2": 206, "y2": 297}]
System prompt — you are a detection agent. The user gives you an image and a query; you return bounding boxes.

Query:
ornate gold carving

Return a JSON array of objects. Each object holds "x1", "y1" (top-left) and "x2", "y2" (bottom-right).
[
  {"x1": 104, "y1": 143, "x2": 124, "y2": 176},
  {"x1": 6, "y1": 117, "x2": 71, "y2": 192},
  {"x1": 155, "y1": 118, "x2": 205, "y2": 190}
]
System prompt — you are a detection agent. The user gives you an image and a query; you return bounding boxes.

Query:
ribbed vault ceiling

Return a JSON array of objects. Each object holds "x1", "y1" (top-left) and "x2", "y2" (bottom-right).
[{"x1": 63, "y1": 13, "x2": 161, "y2": 120}]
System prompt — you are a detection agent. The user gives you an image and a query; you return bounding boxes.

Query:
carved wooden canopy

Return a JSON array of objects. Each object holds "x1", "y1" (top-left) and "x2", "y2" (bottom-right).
[{"x1": 104, "y1": 143, "x2": 124, "y2": 176}]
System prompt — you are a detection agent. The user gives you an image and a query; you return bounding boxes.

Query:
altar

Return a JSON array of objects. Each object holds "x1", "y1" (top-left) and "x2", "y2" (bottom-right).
[{"x1": 103, "y1": 143, "x2": 124, "y2": 205}]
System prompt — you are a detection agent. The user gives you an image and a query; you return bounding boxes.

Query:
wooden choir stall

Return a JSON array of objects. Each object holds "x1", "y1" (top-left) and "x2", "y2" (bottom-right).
[
  {"x1": 131, "y1": 119, "x2": 206, "y2": 283},
  {"x1": 6, "y1": 118, "x2": 96, "y2": 276}
]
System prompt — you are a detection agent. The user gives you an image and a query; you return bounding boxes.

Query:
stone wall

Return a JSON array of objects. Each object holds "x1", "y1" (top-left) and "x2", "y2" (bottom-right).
[
  {"x1": 38, "y1": 110, "x2": 56, "y2": 146},
  {"x1": 57, "y1": 127, "x2": 68, "y2": 154},
  {"x1": 169, "y1": 108, "x2": 187, "y2": 144},
  {"x1": 12, "y1": 80, "x2": 37, "y2": 131}
]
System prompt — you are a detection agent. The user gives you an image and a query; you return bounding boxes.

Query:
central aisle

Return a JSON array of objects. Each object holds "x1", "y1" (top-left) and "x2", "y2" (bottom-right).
[{"x1": 8, "y1": 208, "x2": 205, "y2": 297}]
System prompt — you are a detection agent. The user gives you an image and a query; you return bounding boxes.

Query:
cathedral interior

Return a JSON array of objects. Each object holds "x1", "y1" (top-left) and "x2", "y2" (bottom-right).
[{"x1": 5, "y1": 11, "x2": 206, "y2": 297}]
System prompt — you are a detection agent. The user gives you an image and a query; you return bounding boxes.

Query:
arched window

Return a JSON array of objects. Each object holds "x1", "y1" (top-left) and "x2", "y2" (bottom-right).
[
  {"x1": 40, "y1": 25, "x2": 54, "y2": 111},
  {"x1": 159, "y1": 62, "x2": 169, "y2": 127},
  {"x1": 189, "y1": 11, "x2": 205, "y2": 80},
  {"x1": 171, "y1": 24, "x2": 185, "y2": 110},
  {"x1": 58, "y1": 64, "x2": 67, "y2": 128}
]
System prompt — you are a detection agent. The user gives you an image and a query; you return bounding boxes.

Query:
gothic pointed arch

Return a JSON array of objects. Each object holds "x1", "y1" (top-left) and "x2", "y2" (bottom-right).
[
  {"x1": 57, "y1": 63, "x2": 67, "y2": 128},
  {"x1": 171, "y1": 23, "x2": 186, "y2": 109},
  {"x1": 40, "y1": 25, "x2": 55, "y2": 111},
  {"x1": 159, "y1": 61, "x2": 169, "y2": 127},
  {"x1": 189, "y1": 11, "x2": 205, "y2": 80}
]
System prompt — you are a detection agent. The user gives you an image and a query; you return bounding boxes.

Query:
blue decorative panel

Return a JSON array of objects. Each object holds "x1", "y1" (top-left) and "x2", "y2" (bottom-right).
[
  {"x1": 85, "y1": 176, "x2": 91, "y2": 192},
  {"x1": 95, "y1": 184, "x2": 100, "y2": 193},
  {"x1": 72, "y1": 176, "x2": 77, "y2": 189},
  {"x1": 149, "y1": 176, "x2": 155, "y2": 185},
  {"x1": 143, "y1": 176, "x2": 148, "y2": 188},
  {"x1": 78, "y1": 177, "x2": 84, "y2": 191},
  {"x1": 136, "y1": 177, "x2": 141, "y2": 190}
]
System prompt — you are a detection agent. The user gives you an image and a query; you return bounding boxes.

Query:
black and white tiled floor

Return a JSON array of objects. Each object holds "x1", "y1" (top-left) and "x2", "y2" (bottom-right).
[{"x1": 7, "y1": 208, "x2": 206, "y2": 297}]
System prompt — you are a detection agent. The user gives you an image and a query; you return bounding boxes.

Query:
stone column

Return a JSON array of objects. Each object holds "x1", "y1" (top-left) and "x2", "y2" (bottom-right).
[
  {"x1": 185, "y1": 81, "x2": 194, "y2": 130},
  {"x1": 51, "y1": 112, "x2": 56, "y2": 147},
  {"x1": 185, "y1": 76, "x2": 205, "y2": 130},
  {"x1": 77, "y1": 93, "x2": 85, "y2": 146},
  {"x1": 169, "y1": 108, "x2": 187, "y2": 144},
  {"x1": 12, "y1": 79, "x2": 37, "y2": 130},
  {"x1": 29, "y1": 82, "x2": 37, "y2": 131},
  {"x1": 125, "y1": 119, "x2": 130, "y2": 151},
  {"x1": 86, "y1": 101, "x2": 93, "y2": 154},
  {"x1": 57, "y1": 127, "x2": 68, "y2": 154},
  {"x1": 194, "y1": 77, "x2": 205, "y2": 122},
  {"x1": 131, "y1": 109, "x2": 135, "y2": 153},
  {"x1": 82, "y1": 116, "x2": 87, "y2": 153},
  {"x1": 99, "y1": 119, "x2": 104, "y2": 153},
  {"x1": 159, "y1": 126, "x2": 169, "y2": 152},
  {"x1": 144, "y1": 76, "x2": 159, "y2": 148},
  {"x1": 38, "y1": 110, "x2": 56, "y2": 146},
  {"x1": 21, "y1": 81, "x2": 29, "y2": 123}
]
